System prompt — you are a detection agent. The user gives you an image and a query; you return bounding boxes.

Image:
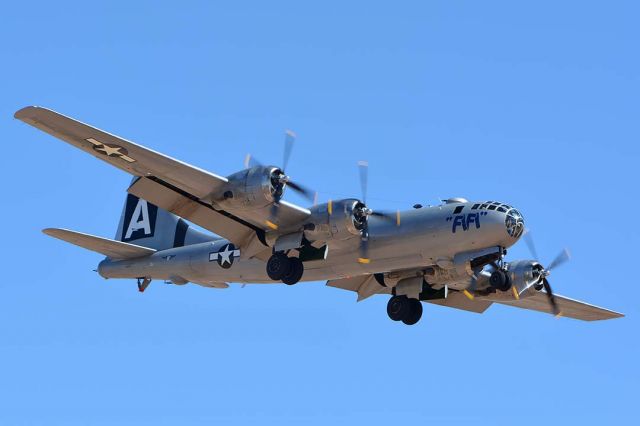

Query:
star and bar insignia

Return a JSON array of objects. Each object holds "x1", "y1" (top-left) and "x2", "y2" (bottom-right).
[
  {"x1": 86, "y1": 138, "x2": 136, "y2": 163},
  {"x1": 209, "y1": 243, "x2": 241, "y2": 269}
]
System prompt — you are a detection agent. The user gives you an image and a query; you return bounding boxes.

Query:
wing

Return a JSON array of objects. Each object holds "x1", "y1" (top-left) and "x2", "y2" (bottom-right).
[
  {"x1": 16, "y1": 106, "x2": 309, "y2": 249},
  {"x1": 327, "y1": 275, "x2": 390, "y2": 301},
  {"x1": 43, "y1": 228, "x2": 156, "y2": 259},
  {"x1": 127, "y1": 176, "x2": 268, "y2": 256},
  {"x1": 15, "y1": 106, "x2": 227, "y2": 199},
  {"x1": 494, "y1": 292, "x2": 624, "y2": 321}
]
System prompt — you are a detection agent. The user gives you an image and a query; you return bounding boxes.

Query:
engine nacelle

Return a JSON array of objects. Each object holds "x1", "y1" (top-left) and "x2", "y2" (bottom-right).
[
  {"x1": 303, "y1": 199, "x2": 365, "y2": 242},
  {"x1": 215, "y1": 166, "x2": 283, "y2": 210},
  {"x1": 504, "y1": 259, "x2": 545, "y2": 299}
]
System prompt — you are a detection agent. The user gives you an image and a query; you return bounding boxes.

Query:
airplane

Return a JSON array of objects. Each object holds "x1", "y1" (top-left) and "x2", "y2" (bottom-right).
[{"x1": 14, "y1": 106, "x2": 623, "y2": 325}]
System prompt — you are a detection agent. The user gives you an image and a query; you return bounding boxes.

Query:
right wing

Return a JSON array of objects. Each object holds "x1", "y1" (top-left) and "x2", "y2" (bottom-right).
[{"x1": 493, "y1": 292, "x2": 624, "y2": 321}]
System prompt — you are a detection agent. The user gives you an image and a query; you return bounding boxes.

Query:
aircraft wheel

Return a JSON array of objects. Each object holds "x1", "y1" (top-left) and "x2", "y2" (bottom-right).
[
  {"x1": 266, "y1": 253, "x2": 291, "y2": 280},
  {"x1": 402, "y1": 299, "x2": 423, "y2": 325},
  {"x1": 387, "y1": 295, "x2": 410, "y2": 321},
  {"x1": 489, "y1": 270, "x2": 511, "y2": 291},
  {"x1": 282, "y1": 257, "x2": 304, "y2": 285}
]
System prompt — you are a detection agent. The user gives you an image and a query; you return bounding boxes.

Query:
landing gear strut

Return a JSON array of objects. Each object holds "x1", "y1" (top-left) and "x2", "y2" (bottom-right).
[
  {"x1": 387, "y1": 295, "x2": 423, "y2": 325},
  {"x1": 266, "y1": 253, "x2": 304, "y2": 285}
]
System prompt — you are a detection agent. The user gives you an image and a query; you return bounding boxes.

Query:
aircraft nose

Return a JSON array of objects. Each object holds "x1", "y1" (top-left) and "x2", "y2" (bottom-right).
[{"x1": 505, "y1": 207, "x2": 525, "y2": 240}]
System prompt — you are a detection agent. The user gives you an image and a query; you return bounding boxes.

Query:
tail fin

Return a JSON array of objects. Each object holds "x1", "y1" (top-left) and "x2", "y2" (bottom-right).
[{"x1": 115, "y1": 182, "x2": 213, "y2": 250}]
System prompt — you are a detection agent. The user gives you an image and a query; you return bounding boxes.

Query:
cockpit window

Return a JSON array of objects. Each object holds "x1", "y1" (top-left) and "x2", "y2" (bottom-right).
[
  {"x1": 488, "y1": 205, "x2": 497, "y2": 210},
  {"x1": 505, "y1": 209, "x2": 524, "y2": 238},
  {"x1": 471, "y1": 203, "x2": 480, "y2": 210},
  {"x1": 497, "y1": 206, "x2": 507, "y2": 212}
]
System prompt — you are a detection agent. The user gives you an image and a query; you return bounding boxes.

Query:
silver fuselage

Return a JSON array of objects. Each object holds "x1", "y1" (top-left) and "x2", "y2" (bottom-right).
[{"x1": 98, "y1": 200, "x2": 521, "y2": 287}]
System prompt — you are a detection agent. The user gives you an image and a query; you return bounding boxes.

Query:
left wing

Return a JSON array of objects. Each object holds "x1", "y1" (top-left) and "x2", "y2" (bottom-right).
[
  {"x1": 15, "y1": 106, "x2": 310, "y2": 248},
  {"x1": 493, "y1": 292, "x2": 624, "y2": 321},
  {"x1": 15, "y1": 106, "x2": 228, "y2": 200}
]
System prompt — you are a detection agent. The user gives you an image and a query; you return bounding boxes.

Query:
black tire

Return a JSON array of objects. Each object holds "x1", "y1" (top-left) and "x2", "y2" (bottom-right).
[
  {"x1": 387, "y1": 295, "x2": 409, "y2": 321},
  {"x1": 402, "y1": 299, "x2": 423, "y2": 325},
  {"x1": 489, "y1": 270, "x2": 510, "y2": 291},
  {"x1": 266, "y1": 253, "x2": 291, "y2": 281},
  {"x1": 282, "y1": 257, "x2": 304, "y2": 285}
]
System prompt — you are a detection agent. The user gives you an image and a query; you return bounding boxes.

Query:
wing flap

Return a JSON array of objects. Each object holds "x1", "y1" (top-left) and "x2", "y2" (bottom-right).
[
  {"x1": 127, "y1": 176, "x2": 262, "y2": 249},
  {"x1": 493, "y1": 292, "x2": 624, "y2": 321},
  {"x1": 15, "y1": 106, "x2": 227, "y2": 199},
  {"x1": 426, "y1": 291, "x2": 493, "y2": 313},
  {"x1": 327, "y1": 275, "x2": 390, "y2": 301},
  {"x1": 43, "y1": 228, "x2": 155, "y2": 259}
]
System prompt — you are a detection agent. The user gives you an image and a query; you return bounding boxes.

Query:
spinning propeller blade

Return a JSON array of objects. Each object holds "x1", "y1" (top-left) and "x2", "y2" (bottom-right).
[
  {"x1": 247, "y1": 130, "x2": 314, "y2": 229},
  {"x1": 354, "y1": 160, "x2": 400, "y2": 264},
  {"x1": 523, "y1": 229, "x2": 539, "y2": 261},
  {"x1": 542, "y1": 278, "x2": 560, "y2": 316},
  {"x1": 548, "y1": 248, "x2": 571, "y2": 271},
  {"x1": 522, "y1": 231, "x2": 570, "y2": 317},
  {"x1": 282, "y1": 130, "x2": 296, "y2": 173},
  {"x1": 358, "y1": 160, "x2": 369, "y2": 204}
]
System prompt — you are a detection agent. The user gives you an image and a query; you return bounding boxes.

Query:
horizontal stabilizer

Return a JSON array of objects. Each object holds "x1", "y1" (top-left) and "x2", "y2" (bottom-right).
[{"x1": 43, "y1": 228, "x2": 156, "y2": 259}]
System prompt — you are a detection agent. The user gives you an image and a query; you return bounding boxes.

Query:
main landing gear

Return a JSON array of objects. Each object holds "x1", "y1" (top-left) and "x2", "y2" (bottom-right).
[
  {"x1": 489, "y1": 269, "x2": 511, "y2": 291},
  {"x1": 387, "y1": 295, "x2": 423, "y2": 325},
  {"x1": 266, "y1": 253, "x2": 304, "y2": 285}
]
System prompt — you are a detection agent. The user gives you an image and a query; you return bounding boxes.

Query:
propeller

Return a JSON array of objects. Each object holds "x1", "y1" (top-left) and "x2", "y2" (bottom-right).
[
  {"x1": 351, "y1": 161, "x2": 401, "y2": 264},
  {"x1": 523, "y1": 230, "x2": 571, "y2": 316},
  {"x1": 245, "y1": 130, "x2": 315, "y2": 230}
]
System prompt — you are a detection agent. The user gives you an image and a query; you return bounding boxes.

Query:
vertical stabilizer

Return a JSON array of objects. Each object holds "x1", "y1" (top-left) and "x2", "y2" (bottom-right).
[{"x1": 114, "y1": 180, "x2": 213, "y2": 250}]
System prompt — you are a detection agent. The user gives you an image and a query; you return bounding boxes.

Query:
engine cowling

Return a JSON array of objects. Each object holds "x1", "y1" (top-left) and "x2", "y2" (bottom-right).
[
  {"x1": 504, "y1": 260, "x2": 545, "y2": 299},
  {"x1": 303, "y1": 199, "x2": 365, "y2": 242},
  {"x1": 215, "y1": 166, "x2": 285, "y2": 210}
]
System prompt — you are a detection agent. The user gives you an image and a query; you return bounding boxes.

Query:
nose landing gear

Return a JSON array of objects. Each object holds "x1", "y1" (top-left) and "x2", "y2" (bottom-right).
[
  {"x1": 266, "y1": 253, "x2": 304, "y2": 285},
  {"x1": 387, "y1": 295, "x2": 423, "y2": 325}
]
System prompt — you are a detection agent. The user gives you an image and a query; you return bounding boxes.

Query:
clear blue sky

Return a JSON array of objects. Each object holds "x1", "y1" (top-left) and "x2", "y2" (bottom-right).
[{"x1": 1, "y1": 1, "x2": 638, "y2": 424}]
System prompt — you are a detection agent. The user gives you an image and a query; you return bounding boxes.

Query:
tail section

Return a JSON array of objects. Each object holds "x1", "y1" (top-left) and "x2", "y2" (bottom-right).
[{"x1": 115, "y1": 186, "x2": 213, "y2": 251}]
